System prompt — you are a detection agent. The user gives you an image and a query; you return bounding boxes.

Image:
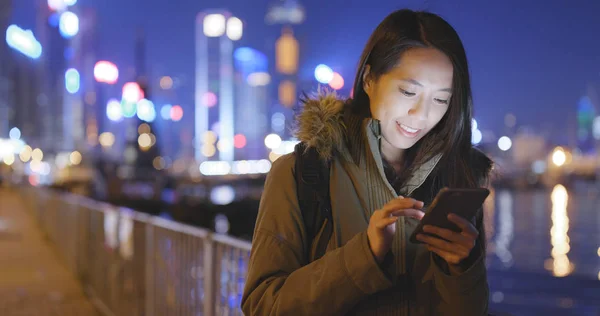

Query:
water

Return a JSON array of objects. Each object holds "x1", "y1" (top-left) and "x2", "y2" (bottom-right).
[{"x1": 485, "y1": 185, "x2": 600, "y2": 315}]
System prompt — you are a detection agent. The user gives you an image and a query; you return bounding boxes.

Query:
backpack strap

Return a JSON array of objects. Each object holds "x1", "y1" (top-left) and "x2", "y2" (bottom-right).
[{"x1": 293, "y1": 142, "x2": 333, "y2": 263}]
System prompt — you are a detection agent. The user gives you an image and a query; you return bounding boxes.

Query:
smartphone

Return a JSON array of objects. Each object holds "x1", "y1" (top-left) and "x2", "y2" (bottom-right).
[{"x1": 409, "y1": 187, "x2": 490, "y2": 244}]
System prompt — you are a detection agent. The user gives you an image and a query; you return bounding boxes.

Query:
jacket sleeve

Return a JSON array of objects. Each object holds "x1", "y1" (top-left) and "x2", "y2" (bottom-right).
[
  {"x1": 428, "y1": 206, "x2": 489, "y2": 316},
  {"x1": 241, "y1": 154, "x2": 393, "y2": 316}
]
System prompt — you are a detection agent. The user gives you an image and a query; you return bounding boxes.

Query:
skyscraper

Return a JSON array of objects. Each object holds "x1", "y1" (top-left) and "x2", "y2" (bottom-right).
[
  {"x1": 265, "y1": 0, "x2": 305, "y2": 139},
  {"x1": 195, "y1": 11, "x2": 243, "y2": 163}
]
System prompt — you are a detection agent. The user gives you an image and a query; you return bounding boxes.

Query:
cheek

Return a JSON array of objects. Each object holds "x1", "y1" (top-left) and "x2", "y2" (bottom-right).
[{"x1": 426, "y1": 107, "x2": 449, "y2": 130}]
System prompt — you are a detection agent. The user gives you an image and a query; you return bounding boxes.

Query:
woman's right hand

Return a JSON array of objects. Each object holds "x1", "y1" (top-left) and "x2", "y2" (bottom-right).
[{"x1": 367, "y1": 197, "x2": 425, "y2": 263}]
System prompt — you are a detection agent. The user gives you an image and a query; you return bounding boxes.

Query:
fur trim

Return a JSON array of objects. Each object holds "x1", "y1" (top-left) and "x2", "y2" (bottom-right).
[{"x1": 294, "y1": 89, "x2": 347, "y2": 161}]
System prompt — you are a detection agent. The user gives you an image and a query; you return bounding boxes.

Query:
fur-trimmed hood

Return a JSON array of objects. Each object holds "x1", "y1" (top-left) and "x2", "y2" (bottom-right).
[{"x1": 293, "y1": 90, "x2": 348, "y2": 161}]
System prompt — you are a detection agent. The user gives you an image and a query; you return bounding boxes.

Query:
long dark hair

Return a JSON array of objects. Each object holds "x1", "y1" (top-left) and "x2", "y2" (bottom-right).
[{"x1": 350, "y1": 9, "x2": 493, "y2": 254}]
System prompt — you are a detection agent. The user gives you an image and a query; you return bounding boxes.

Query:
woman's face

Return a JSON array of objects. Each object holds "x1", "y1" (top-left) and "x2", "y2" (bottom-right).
[{"x1": 364, "y1": 47, "x2": 453, "y2": 153}]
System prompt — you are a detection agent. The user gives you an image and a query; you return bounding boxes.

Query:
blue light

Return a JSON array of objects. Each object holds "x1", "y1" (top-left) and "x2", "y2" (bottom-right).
[
  {"x1": 5, "y1": 25, "x2": 42, "y2": 59},
  {"x1": 64, "y1": 0, "x2": 78, "y2": 6},
  {"x1": 233, "y1": 47, "x2": 268, "y2": 76},
  {"x1": 65, "y1": 68, "x2": 80, "y2": 94},
  {"x1": 161, "y1": 104, "x2": 172, "y2": 120},
  {"x1": 9, "y1": 127, "x2": 21, "y2": 140},
  {"x1": 48, "y1": 13, "x2": 60, "y2": 27},
  {"x1": 59, "y1": 12, "x2": 79, "y2": 38},
  {"x1": 233, "y1": 47, "x2": 254, "y2": 62}
]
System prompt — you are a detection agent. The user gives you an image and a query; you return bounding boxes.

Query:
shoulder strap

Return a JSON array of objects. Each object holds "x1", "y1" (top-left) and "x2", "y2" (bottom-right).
[{"x1": 293, "y1": 142, "x2": 333, "y2": 262}]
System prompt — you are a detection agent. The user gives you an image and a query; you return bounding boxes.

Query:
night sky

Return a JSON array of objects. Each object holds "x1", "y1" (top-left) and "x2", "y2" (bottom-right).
[{"x1": 10, "y1": 0, "x2": 600, "y2": 143}]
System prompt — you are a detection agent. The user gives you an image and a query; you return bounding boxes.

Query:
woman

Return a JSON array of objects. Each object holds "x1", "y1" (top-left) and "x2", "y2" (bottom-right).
[{"x1": 242, "y1": 9, "x2": 493, "y2": 316}]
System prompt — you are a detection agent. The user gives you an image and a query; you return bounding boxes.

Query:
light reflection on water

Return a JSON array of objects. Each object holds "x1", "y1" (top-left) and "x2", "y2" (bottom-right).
[
  {"x1": 484, "y1": 184, "x2": 600, "y2": 278},
  {"x1": 546, "y1": 184, "x2": 574, "y2": 277}
]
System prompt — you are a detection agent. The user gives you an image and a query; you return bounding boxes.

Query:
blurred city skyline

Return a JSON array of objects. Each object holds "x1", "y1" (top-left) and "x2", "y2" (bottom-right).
[{"x1": 9, "y1": 0, "x2": 600, "y2": 142}]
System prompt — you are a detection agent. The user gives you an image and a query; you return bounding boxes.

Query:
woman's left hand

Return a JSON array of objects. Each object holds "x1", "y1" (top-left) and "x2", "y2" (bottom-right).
[{"x1": 416, "y1": 213, "x2": 478, "y2": 266}]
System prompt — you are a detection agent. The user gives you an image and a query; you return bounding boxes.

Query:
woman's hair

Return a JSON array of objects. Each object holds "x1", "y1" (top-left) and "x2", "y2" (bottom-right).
[{"x1": 350, "y1": 9, "x2": 492, "y2": 194}]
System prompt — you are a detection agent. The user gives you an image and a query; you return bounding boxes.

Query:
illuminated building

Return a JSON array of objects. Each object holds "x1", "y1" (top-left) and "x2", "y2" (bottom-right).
[
  {"x1": 266, "y1": 0, "x2": 305, "y2": 139},
  {"x1": 0, "y1": 0, "x2": 11, "y2": 137},
  {"x1": 233, "y1": 47, "x2": 270, "y2": 159},
  {"x1": 195, "y1": 10, "x2": 243, "y2": 163}
]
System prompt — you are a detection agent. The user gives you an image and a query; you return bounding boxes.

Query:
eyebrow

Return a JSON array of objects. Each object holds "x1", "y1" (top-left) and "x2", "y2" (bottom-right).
[{"x1": 401, "y1": 78, "x2": 452, "y2": 93}]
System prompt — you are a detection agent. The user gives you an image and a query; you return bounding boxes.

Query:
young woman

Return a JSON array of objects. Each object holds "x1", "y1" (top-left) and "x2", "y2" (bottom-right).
[{"x1": 242, "y1": 9, "x2": 493, "y2": 316}]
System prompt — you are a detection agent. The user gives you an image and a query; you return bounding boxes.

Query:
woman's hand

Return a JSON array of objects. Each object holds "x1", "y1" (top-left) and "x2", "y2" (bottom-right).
[
  {"x1": 416, "y1": 213, "x2": 478, "y2": 267},
  {"x1": 367, "y1": 197, "x2": 425, "y2": 263}
]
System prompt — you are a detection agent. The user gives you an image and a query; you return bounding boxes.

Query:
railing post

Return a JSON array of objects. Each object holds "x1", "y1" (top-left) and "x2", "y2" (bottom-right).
[
  {"x1": 203, "y1": 236, "x2": 216, "y2": 316},
  {"x1": 145, "y1": 221, "x2": 155, "y2": 316}
]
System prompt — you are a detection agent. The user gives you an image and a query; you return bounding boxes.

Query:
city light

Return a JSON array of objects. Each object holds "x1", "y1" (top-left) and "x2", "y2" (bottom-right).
[
  {"x1": 203, "y1": 14, "x2": 226, "y2": 37},
  {"x1": 170, "y1": 105, "x2": 183, "y2": 121},
  {"x1": 65, "y1": 68, "x2": 80, "y2": 94},
  {"x1": 329, "y1": 72, "x2": 344, "y2": 90},
  {"x1": 122, "y1": 82, "x2": 144, "y2": 103},
  {"x1": 31, "y1": 148, "x2": 43, "y2": 161},
  {"x1": 552, "y1": 147, "x2": 567, "y2": 167},
  {"x1": 59, "y1": 11, "x2": 79, "y2": 38},
  {"x1": 138, "y1": 123, "x2": 151, "y2": 134},
  {"x1": 48, "y1": 0, "x2": 67, "y2": 11},
  {"x1": 3, "y1": 154, "x2": 15, "y2": 166},
  {"x1": 63, "y1": 0, "x2": 77, "y2": 6},
  {"x1": 160, "y1": 104, "x2": 172, "y2": 120},
  {"x1": 234, "y1": 47, "x2": 268, "y2": 76},
  {"x1": 278, "y1": 80, "x2": 296, "y2": 108},
  {"x1": 99, "y1": 132, "x2": 115, "y2": 148},
  {"x1": 19, "y1": 146, "x2": 32, "y2": 162},
  {"x1": 137, "y1": 99, "x2": 156, "y2": 122},
  {"x1": 160, "y1": 76, "x2": 173, "y2": 90},
  {"x1": 247, "y1": 72, "x2": 271, "y2": 87},
  {"x1": 234, "y1": 134, "x2": 247, "y2": 149},
  {"x1": 271, "y1": 113, "x2": 286, "y2": 132},
  {"x1": 472, "y1": 129, "x2": 482, "y2": 145},
  {"x1": 138, "y1": 134, "x2": 152, "y2": 149},
  {"x1": 9, "y1": 127, "x2": 21, "y2": 140},
  {"x1": 226, "y1": 17, "x2": 243, "y2": 41},
  {"x1": 70, "y1": 151, "x2": 82, "y2": 165},
  {"x1": 106, "y1": 99, "x2": 123, "y2": 121},
  {"x1": 0, "y1": 139, "x2": 13, "y2": 158},
  {"x1": 5, "y1": 25, "x2": 42, "y2": 59},
  {"x1": 202, "y1": 92, "x2": 217, "y2": 107},
  {"x1": 498, "y1": 136, "x2": 512, "y2": 151},
  {"x1": 593, "y1": 116, "x2": 600, "y2": 140},
  {"x1": 314, "y1": 64, "x2": 334, "y2": 84},
  {"x1": 94, "y1": 61, "x2": 119, "y2": 84},
  {"x1": 264, "y1": 133, "x2": 282, "y2": 149},
  {"x1": 121, "y1": 100, "x2": 137, "y2": 118}
]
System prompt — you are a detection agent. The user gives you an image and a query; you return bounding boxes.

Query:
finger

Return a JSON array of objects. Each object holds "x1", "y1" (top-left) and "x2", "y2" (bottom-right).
[
  {"x1": 416, "y1": 234, "x2": 470, "y2": 257},
  {"x1": 426, "y1": 245, "x2": 463, "y2": 265},
  {"x1": 423, "y1": 225, "x2": 473, "y2": 246},
  {"x1": 447, "y1": 214, "x2": 478, "y2": 238},
  {"x1": 380, "y1": 198, "x2": 422, "y2": 216},
  {"x1": 391, "y1": 208, "x2": 425, "y2": 220},
  {"x1": 375, "y1": 216, "x2": 398, "y2": 229}
]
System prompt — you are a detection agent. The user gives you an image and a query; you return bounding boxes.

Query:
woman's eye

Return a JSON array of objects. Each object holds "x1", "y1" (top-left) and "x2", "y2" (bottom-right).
[
  {"x1": 434, "y1": 98, "x2": 449, "y2": 105},
  {"x1": 400, "y1": 89, "x2": 415, "y2": 97}
]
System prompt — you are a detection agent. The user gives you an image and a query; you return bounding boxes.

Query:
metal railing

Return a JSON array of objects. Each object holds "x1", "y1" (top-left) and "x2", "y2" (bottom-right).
[{"x1": 20, "y1": 186, "x2": 251, "y2": 316}]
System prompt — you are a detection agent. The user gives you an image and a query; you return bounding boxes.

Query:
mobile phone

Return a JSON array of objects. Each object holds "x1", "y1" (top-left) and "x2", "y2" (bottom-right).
[{"x1": 409, "y1": 187, "x2": 490, "y2": 244}]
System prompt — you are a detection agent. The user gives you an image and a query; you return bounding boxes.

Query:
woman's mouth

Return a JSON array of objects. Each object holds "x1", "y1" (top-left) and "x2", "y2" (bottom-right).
[{"x1": 396, "y1": 122, "x2": 421, "y2": 138}]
